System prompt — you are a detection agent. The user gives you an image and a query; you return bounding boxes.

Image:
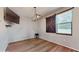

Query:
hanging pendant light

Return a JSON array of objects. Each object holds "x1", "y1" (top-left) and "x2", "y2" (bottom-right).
[
  {"x1": 33, "y1": 7, "x2": 42, "y2": 21},
  {"x1": 34, "y1": 7, "x2": 37, "y2": 21}
]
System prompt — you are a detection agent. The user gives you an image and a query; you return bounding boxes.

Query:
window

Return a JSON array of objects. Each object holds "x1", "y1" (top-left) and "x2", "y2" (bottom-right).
[{"x1": 56, "y1": 10, "x2": 72, "y2": 35}]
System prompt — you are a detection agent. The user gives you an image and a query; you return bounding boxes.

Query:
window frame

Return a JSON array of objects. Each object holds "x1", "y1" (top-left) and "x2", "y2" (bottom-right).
[{"x1": 55, "y1": 8, "x2": 74, "y2": 36}]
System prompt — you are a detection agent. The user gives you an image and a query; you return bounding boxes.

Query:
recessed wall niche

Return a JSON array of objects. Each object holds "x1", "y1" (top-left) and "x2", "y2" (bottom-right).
[{"x1": 4, "y1": 7, "x2": 20, "y2": 24}]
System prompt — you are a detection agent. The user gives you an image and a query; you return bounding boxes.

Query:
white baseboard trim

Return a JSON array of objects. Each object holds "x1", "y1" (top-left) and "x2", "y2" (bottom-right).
[{"x1": 39, "y1": 37, "x2": 79, "y2": 51}]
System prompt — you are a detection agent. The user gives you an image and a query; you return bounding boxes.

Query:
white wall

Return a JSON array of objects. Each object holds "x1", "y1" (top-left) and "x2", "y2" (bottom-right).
[
  {"x1": 6, "y1": 16, "x2": 35, "y2": 42},
  {"x1": 0, "y1": 7, "x2": 9, "y2": 51},
  {"x1": 38, "y1": 8, "x2": 79, "y2": 51},
  {"x1": 0, "y1": 8, "x2": 36, "y2": 51}
]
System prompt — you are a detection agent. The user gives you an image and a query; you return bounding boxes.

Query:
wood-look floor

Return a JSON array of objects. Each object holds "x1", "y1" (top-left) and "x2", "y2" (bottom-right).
[{"x1": 6, "y1": 38, "x2": 76, "y2": 52}]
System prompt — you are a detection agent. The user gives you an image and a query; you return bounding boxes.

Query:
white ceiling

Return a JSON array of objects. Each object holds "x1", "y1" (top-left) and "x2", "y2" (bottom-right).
[{"x1": 9, "y1": 7, "x2": 59, "y2": 19}]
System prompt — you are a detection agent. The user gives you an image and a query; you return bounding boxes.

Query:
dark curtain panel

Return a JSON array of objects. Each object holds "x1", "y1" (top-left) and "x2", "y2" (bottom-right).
[{"x1": 46, "y1": 14, "x2": 56, "y2": 33}]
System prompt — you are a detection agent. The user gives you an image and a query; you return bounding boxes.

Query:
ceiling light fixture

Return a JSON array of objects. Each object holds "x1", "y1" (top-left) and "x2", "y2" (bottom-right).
[{"x1": 33, "y1": 7, "x2": 42, "y2": 21}]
